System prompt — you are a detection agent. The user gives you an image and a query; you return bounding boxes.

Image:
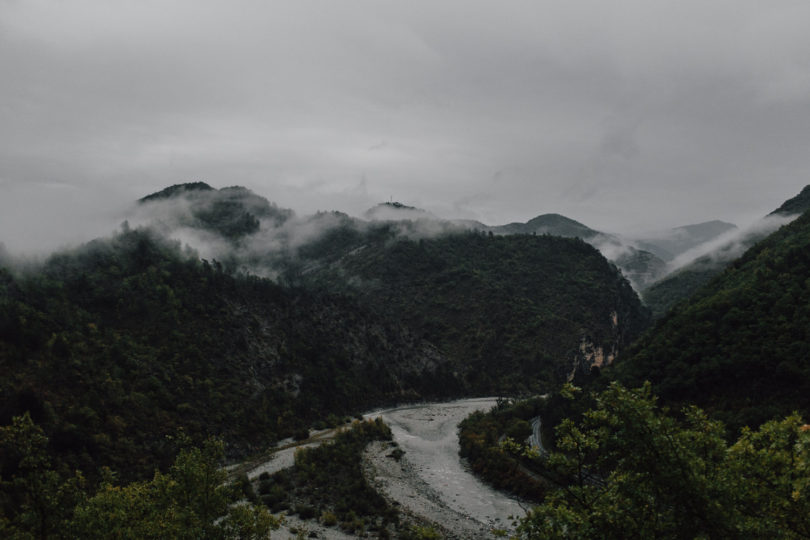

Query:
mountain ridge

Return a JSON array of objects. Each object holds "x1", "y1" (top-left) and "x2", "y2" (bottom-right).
[{"x1": 642, "y1": 185, "x2": 810, "y2": 318}]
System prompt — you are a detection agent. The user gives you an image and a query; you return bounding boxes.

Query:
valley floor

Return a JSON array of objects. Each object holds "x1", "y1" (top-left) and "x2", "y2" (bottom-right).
[
  {"x1": 236, "y1": 398, "x2": 528, "y2": 538},
  {"x1": 362, "y1": 440, "x2": 501, "y2": 539},
  {"x1": 362, "y1": 399, "x2": 528, "y2": 538}
]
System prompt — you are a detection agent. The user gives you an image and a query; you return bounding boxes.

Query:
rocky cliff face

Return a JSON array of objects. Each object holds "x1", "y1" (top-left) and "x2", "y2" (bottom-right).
[{"x1": 568, "y1": 310, "x2": 622, "y2": 380}]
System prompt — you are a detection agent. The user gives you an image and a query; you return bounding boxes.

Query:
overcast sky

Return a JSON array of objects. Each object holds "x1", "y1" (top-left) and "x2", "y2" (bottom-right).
[{"x1": 2, "y1": 0, "x2": 810, "y2": 253}]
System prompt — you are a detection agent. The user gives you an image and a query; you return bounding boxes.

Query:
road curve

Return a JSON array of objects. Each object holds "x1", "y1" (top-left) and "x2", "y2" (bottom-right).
[{"x1": 528, "y1": 416, "x2": 546, "y2": 455}]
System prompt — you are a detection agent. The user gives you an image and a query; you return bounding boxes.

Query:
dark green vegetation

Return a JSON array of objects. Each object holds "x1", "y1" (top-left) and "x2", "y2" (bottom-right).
[
  {"x1": 490, "y1": 213, "x2": 667, "y2": 289},
  {"x1": 0, "y1": 182, "x2": 654, "y2": 537},
  {"x1": 615, "y1": 209, "x2": 810, "y2": 430},
  {"x1": 295, "y1": 228, "x2": 649, "y2": 393},
  {"x1": 1, "y1": 414, "x2": 278, "y2": 539},
  {"x1": 512, "y1": 383, "x2": 810, "y2": 539},
  {"x1": 0, "y1": 228, "x2": 461, "y2": 484},
  {"x1": 458, "y1": 397, "x2": 549, "y2": 500},
  {"x1": 136, "y1": 185, "x2": 652, "y2": 373},
  {"x1": 641, "y1": 260, "x2": 724, "y2": 319},
  {"x1": 461, "y1": 193, "x2": 810, "y2": 536},
  {"x1": 0, "y1": 187, "x2": 653, "y2": 538},
  {"x1": 266, "y1": 419, "x2": 401, "y2": 536},
  {"x1": 27, "y1": 177, "x2": 810, "y2": 536}
]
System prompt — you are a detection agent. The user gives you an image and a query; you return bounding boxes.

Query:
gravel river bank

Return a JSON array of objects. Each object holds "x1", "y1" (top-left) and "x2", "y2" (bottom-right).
[
  {"x1": 241, "y1": 398, "x2": 529, "y2": 538},
  {"x1": 363, "y1": 398, "x2": 528, "y2": 538}
]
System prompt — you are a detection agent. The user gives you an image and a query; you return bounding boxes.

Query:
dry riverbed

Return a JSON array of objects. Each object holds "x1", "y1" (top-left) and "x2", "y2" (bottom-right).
[
  {"x1": 235, "y1": 398, "x2": 528, "y2": 538},
  {"x1": 363, "y1": 399, "x2": 528, "y2": 538}
]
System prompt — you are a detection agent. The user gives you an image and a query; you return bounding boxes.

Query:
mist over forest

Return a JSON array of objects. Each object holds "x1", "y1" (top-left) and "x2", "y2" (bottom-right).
[{"x1": 4, "y1": 1, "x2": 810, "y2": 538}]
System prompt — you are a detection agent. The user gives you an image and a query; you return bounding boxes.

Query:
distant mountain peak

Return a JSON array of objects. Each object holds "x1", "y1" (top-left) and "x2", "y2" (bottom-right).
[
  {"x1": 136, "y1": 183, "x2": 293, "y2": 239},
  {"x1": 525, "y1": 213, "x2": 597, "y2": 233},
  {"x1": 526, "y1": 212, "x2": 587, "y2": 225},
  {"x1": 138, "y1": 182, "x2": 214, "y2": 203},
  {"x1": 495, "y1": 213, "x2": 598, "y2": 239},
  {"x1": 672, "y1": 220, "x2": 737, "y2": 234},
  {"x1": 382, "y1": 201, "x2": 416, "y2": 210},
  {"x1": 364, "y1": 201, "x2": 435, "y2": 221}
]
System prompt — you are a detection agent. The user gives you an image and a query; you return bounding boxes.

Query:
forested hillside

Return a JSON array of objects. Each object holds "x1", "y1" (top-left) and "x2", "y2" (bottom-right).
[
  {"x1": 490, "y1": 213, "x2": 667, "y2": 289},
  {"x1": 457, "y1": 189, "x2": 810, "y2": 537},
  {"x1": 0, "y1": 228, "x2": 462, "y2": 483},
  {"x1": 613, "y1": 209, "x2": 810, "y2": 429},
  {"x1": 296, "y1": 228, "x2": 650, "y2": 392},
  {"x1": 770, "y1": 184, "x2": 810, "y2": 216},
  {"x1": 134, "y1": 184, "x2": 650, "y2": 393},
  {"x1": 0, "y1": 181, "x2": 654, "y2": 487},
  {"x1": 641, "y1": 259, "x2": 724, "y2": 319},
  {"x1": 0, "y1": 183, "x2": 652, "y2": 537},
  {"x1": 138, "y1": 182, "x2": 293, "y2": 239}
]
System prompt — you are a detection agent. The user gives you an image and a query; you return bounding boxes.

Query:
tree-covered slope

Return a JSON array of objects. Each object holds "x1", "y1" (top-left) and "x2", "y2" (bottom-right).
[
  {"x1": 770, "y1": 184, "x2": 810, "y2": 216},
  {"x1": 297, "y1": 228, "x2": 650, "y2": 393},
  {"x1": 492, "y1": 213, "x2": 600, "y2": 238},
  {"x1": 0, "y1": 228, "x2": 462, "y2": 481},
  {"x1": 491, "y1": 213, "x2": 667, "y2": 289},
  {"x1": 137, "y1": 182, "x2": 294, "y2": 239},
  {"x1": 641, "y1": 259, "x2": 727, "y2": 319},
  {"x1": 613, "y1": 209, "x2": 810, "y2": 429}
]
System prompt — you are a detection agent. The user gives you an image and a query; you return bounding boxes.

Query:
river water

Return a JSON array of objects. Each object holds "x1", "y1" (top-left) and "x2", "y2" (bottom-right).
[{"x1": 365, "y1": 398, "x2": 528, "y2": 533}]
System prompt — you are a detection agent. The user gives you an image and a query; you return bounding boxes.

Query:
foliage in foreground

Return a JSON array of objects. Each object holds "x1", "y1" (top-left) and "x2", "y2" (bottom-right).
[
  {"x1": 0, "y1": 414, "x2": 279, "y2": 539},
  {"x1": 514, "y1": 383, "x2": 810, "y2": 539}
]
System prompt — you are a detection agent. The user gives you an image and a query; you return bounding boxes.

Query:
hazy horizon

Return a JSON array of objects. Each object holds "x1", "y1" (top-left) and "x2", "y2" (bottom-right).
[{"x1": 3, "y1": 1, "x2": 810, "y2": 253}]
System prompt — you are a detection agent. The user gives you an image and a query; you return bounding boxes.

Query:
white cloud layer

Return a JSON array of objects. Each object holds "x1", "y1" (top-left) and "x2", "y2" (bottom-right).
[{"x1": 2, "y1": 0, "x2": 810, "y2": 253}]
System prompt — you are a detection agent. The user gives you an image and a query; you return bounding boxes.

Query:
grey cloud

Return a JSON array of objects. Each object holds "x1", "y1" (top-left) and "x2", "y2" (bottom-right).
[{"x1": 2, "y1": 0, "x2": 810, "y2": 254}]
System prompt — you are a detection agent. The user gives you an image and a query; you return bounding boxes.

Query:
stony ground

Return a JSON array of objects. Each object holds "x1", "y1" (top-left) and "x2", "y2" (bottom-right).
[
  {"x1": 362, "y1": 440, "x2": 504, "y2": 539},
  {"x1": 362, "y1": 399, "x2": 529, "y2": 538},
  {"x1": 231, "y1": 399, "x2": 528, "y2": 538}
]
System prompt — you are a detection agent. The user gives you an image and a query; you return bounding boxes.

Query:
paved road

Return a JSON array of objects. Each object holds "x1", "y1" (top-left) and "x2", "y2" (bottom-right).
[{"x1": 528, "y1": 416, "x2": 546, "y2": 455}]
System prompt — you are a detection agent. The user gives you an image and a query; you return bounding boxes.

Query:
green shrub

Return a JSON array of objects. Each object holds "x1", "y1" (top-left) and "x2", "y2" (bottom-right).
[
  {"x1": 320, "y1": 510, "x2": 338, "y2": 526},
  {"x1": 295, "y1": 504, "x2": 317, "y2": 520}
]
